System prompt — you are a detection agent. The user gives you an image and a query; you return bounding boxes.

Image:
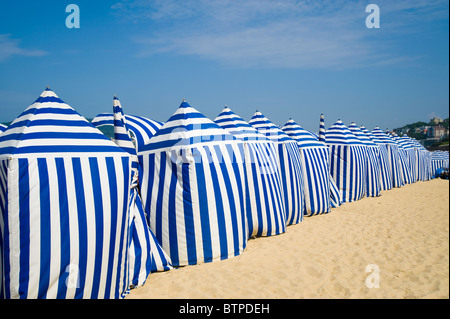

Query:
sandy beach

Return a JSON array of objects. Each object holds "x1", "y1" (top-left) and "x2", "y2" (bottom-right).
[{"x1": 127, "y1": 178, "x2": 449, "y2": 299}]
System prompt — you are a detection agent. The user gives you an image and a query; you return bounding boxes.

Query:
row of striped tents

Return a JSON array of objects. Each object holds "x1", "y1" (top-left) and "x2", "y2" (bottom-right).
[
  {"x1": 348, "y1": 123, "x2": 382, "y2": 197},
  {"x1": 325, "y1": 120, "x2": 366, "y2": 203},
  {"x1": 248, "y1": 111, "x2": 305, "y2": 226},
  {"x1": 214, "y1": 106, "x2": 285, "y2": 237},
  {"x1": 0, "y1": 88, "x2": 134, "y2": 299},
  {"x1": 281, "y1": 119, "x2": 332, "y2": 215},
  {"x1": 91, "y1": 112, "x2": 163, "y2": 152},
  {"x1": 138, "y1": 101, "x2": 248, "y2": 267},
  {"x1": 110, "y1": 96, "x2": 172, "y2": 287}
]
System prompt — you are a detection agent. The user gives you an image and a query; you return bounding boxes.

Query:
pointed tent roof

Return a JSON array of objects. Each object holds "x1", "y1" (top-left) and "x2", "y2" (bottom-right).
[
  {"x1": 281, "y1": 119, "x2": 326, "y2": 148},
  {"x1": 319, "y1": 114, "x2": 326, "y2": 143},
  {"x1": 348, "y1": 122, "x2": 376, "y2": 146},
  {"x1": 371, "y1": 127, "x2": 397, "y2": 145},
  {"x1": 410, "y1": 137, "x2": 427, "y2": 151},
  {"x1": 360, "y1": 125, "x2": 376, "y2": 141},
  {"x1": 113, "y1": 96, "x2": 138, "y2": 156},
  {"x1": 248, "y1": 110, "x2": 295, "y2": 143},
  {"x1": 397, "y1": 135, "x2": 415, "y2": 150},
  {"x1": 141, "y1": 101, "x2": 237, "y2": 153},
  {"x1": 325, "y1": 120, "x2": 363, "y2": 145},
  {"x1": 0, "y1": 88, "x2": 128, "y2": 159},
  {"x1": 214, "y1": 106, "x2": 269, "y2": 141}
]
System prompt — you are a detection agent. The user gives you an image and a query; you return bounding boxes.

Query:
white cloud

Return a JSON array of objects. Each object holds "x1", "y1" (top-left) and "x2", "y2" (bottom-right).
[
  {"x1": 0, "y1": 34, "x2": 48, "y2": 62},
  {"x1": 112, "y1": 0, "x2": 448, "y2": 69}
]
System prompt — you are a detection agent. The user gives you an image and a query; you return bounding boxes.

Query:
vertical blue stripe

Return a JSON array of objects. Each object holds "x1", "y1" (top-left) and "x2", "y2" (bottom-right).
[
  {"x1": 221, "y1": 144, "x2": 241, "y2": 256},
  {"x1": 37, "y1": 158, "x2": 51, "y2": 299},
  {"x1": 154, "y1": 153, "x2": 165, "y2": 245},
  {"x1": 55, "y1": 158, "x2": 70, "y2": 299},
  {"x1": 181, "y1": 155, "x2": 197, "y2": 265},
  {"x1": 168, "y1": 158, "x2": 179, "y2": 266},
  {"x1": 104, "y1": 157, "x2": 118, "y2": 298},
  {"x1": 207, "y1": 147, "x2": 228, "y2": 260},
  {"x1": 18, "y1": 158, "x2": 30, "y2": 298},
  {"x1": 71, "y1": 158, "x2": 87, "y2": 299},
  {"x1": 0, "y1": 161, "x2": 10, "y2": 299},
  {"x1": 193, "y1": 149, "x2": 213, "y2": 263},
  {"x1": 114, "y1": 156, "x2": 130, "y2": 298},
  {"x1": 88, "y1": 158, "x2": 104, "y2": 299}
]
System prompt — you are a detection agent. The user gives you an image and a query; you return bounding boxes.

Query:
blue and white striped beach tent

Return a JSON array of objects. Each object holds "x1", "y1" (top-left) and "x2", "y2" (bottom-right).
[
  {"x1": 92, "y1": 113, "x2": 163, "y2": 152},
  {"x1": 248, "y1": 110, "x2": 305, "y2": 226},
  {"x1": 316, "y1": 114, "x2": 342, "y2": 208},
  {"x1": 214, "y1": 106, "x2": 286, "y2": 237},
  {"x1": 348, "y1": 123, "x2": 382, "y2": 197},
  {"x1": 0, "y1": 88, "x2": 134, "y2": 299},
  {"x1": 138, "y1": 101, "x2": 248, "y2": 266},
  {"x1": 0, "y1": 124, "x2": 7, "y2": 134},
  {"x1": 396, "y1": 135, "x2": 418, "y2": 183},
  {"x1": 282, "y1": 119, "x2": 332, "y2": 216},
  {"x1": 410, "y1": 138, "x2": 433, "y2": 181},
  {"x1": 325, "y1": 120, "x2": 366, "y2": 203},
  {"x1": 389, "y1": 133, "x2": 413, "y2": 185},
  {"x1": 111, "y1": 96, "x2": 172, "y2": 287},
  {"x1": 360, "y1": 126, "x2": 393, "y2": 191},
  {"x1": 371, "y1": 127, "x2": 404, "y2": 188},
  {"x1": 430, "y1": 151, "x2": 449, "y2": 178}
]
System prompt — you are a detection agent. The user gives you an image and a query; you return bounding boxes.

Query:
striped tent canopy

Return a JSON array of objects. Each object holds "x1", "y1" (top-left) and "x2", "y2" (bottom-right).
[
  {"x1": 0, "y1": 124, "x2": 7, "y2": 134},
  {"x1": 325, "y1": 120, "x2": 366, "y2": 203},
  {"x1": 138, "y1": 101, "x2": 248, "y2": 267},
  {"x1": 111, "y1": 96, "x2": 172, "y2": 288},
  {"x1": 0, "y1": 88, "x2": 134, "y2": 299},
  {"x1": 372, "y1": 127, "x2": 404, "y2": 188},
  {"x1": 360, "y1": 125, "x2": 393, "y2": 191},
  {"x1": 92, "y1": 112, "x2": 163, "y2": 153},
  {"x1": 282, "y1": 119, "x2": 332, "y2": 216},
  {"x1": 348, "y1": 123, "x2": 382, "y2": 197},
  {"x1": 214, "y1": 106, "x2": 286, "y2": 237},
  {"x1": 248, "y1": 110, "x2": 305, "y2": 226}
]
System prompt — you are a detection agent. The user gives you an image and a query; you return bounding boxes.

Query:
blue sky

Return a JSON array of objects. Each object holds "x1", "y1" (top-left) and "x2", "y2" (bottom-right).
[{"x1": 0, "y1": 0, "x2": 448, "y2": 132}]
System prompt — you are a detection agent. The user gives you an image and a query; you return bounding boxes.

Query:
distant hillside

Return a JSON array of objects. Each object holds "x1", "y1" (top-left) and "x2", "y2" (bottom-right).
[{"x1": 394, "y1": 117, "x2": 449, "y2": 140}]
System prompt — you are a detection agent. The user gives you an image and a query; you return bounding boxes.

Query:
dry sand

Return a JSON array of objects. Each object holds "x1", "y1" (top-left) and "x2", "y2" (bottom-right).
[{"x1": 127, "y1": 179, "x2": 449, "y2": 299}]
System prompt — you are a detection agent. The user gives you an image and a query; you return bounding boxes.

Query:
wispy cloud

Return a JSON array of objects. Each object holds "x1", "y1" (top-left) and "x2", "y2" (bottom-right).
[
  {"x1": 112, "y1": 0, "x2": 448, "y2": 69},
  {"x1": 0, "y1": 34, "x2": 48, "y2": 62}
]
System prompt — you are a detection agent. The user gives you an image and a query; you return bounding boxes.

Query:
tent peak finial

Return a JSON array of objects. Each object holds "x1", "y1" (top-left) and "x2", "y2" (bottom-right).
[{"x1": 183, "y1": 98, "x2": 186, "y2": 102}]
